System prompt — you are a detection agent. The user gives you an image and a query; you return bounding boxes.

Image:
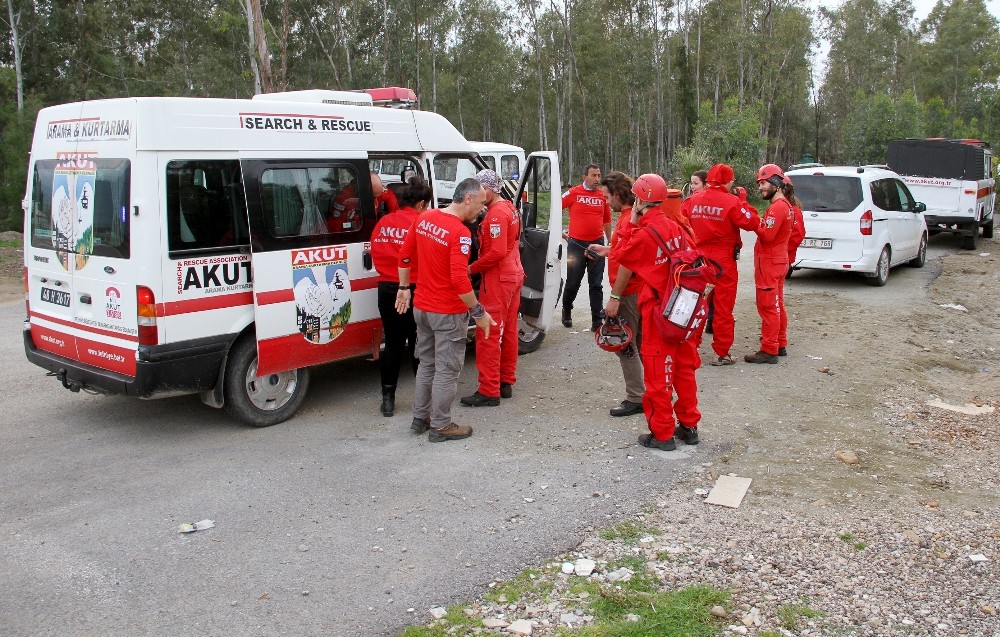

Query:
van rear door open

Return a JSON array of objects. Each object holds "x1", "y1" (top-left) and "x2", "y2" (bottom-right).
[{"x1": 240, "y1": 152, "x2": 382, "y2": 376}]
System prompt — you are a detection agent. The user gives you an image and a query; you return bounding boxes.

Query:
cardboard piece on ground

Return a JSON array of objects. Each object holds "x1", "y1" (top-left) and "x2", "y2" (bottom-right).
[
  {"x1": 926, "y1": 399, "x2": 995, "y2": 416},
  {"x1": 704, "y1": 475, "x2": 752, "y2": 508}
]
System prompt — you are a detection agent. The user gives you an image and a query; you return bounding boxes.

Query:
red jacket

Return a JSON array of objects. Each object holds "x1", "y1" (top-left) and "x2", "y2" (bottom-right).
[
  {"x1": 788, "y1": 205, "x2": 805, "y2": 252},
  {"x1": 371, "y1": 206, "x2": 419, "y2": 283},
  {"x1": 470, "y1": 199, "x2": 523, "y2": 280},
  {"x1": 755, "y1": 198, "x2": 794, "y2": 260},
  {"x1": 687, "y1": 186, "x2": 758, "y2": 255},
  {"x1": 399, "y1": 209, "x2": 473, "y2": 314},
  {"x1": 609, "y1": 208, "x2": 643, "y2": 296},
  {"x1": 327, "y1": 184, "x2": 398, "y2": 233},
  {"x1": 562, "y1": 184, "x2": 611, "y2": 241}
]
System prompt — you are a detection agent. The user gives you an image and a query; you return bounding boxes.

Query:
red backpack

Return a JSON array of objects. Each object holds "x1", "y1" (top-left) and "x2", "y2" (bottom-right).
[{"x1": 645, "y1": 227, "x2": 723, "y2": 344}]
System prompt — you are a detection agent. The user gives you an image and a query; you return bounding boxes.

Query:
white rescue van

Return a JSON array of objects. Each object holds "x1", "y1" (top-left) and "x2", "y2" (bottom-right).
[
  {"x1": 432, "y1": 142, "x2": 526, "y2": 202},
  {"x1": 22, "y1": 91, "x2": 563, "y2": 426}
]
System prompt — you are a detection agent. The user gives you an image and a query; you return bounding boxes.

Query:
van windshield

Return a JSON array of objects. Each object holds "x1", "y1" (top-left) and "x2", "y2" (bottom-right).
[{"x1": 792, "y1": 175, "x2": 863, "y2": 213}]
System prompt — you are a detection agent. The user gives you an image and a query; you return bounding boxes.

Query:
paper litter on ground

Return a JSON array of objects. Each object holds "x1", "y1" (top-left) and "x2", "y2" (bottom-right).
[
  {"x1": 926, "y1": 399, "x2": 995, "y2": 416},
  {"x1": 939, "y1": 303, "x2": 968, "y2": 312},
  {"x1": 704, "y1": 475, "x2": 752, "y2": 508}
]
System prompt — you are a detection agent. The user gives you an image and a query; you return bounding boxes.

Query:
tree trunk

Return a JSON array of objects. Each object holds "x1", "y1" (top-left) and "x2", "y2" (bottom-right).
[
  {"x1": 249, "y1": 0, "x2": 272, "y2": 93},
  {"x1": 6, "y1": 0, "x2": 23, "y2": 111},
  {"x1": 308, "y1": 18, "x2": 341, "y2": 89},
  {"x1": 243, "y1": 0, "x2": 261, "y2": 94},
  {"x1": 333, "y1": 5, "x2": 353, "y2": 86}
]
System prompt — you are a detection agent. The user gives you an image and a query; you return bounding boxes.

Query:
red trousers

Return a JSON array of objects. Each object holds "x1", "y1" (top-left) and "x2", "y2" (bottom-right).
[
  {"x1": 777, "y1": 284, "x2": 788, "y2": 349},
  {"x1": 639, "y1": 304, "x2": 701, "y2": 440},
  {"x1": 704, "y1": 250, "x2": 738, "y2": 357},
  {"x1": 475, "y1": 275, "x2": 522, "y2": 397},
  {"x1": 755, "y1": 284, "x2": 786, "y2": 354}
]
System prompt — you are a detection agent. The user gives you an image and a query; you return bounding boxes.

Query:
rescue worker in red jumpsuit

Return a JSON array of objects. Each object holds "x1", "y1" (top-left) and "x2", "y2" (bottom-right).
[
  {"x1": 461, "y1": 169, "x2": 525, "y2": 406},
  {"x1": 780, "y1": 178, "x2": 805, "y2": 355},
  {"x1": 686, "y1": 164, "x2": 760, "y2": 366},
  {"x1": 370, "y1": 176, "x2": 432, "y2": 417},
  {"x1": 328, "y1": 171, "x2": 398, "y2": 233},
  {"x1": 746, "y1": 164, "x2": 794, "y2": 364},
  {"x1": 612, "y1": 174, "x2": 701, "y2": 451}
]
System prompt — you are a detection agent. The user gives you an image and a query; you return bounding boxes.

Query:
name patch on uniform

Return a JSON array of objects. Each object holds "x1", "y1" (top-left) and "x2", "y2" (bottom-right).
[
  {"x1": 489, "y1": 224, "x2": 501, "y2": 239},
  {"x1": 460, "y1": 236, "x2": 472, "y2": 245},
  {"x1": 765, "y1": 217, "x2": 775, "y2": 228},
  {"x1": 461, "y1": 245, "x2": 470, "y2": 255}
]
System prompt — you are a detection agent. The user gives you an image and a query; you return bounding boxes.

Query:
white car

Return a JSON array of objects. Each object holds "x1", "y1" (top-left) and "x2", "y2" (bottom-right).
[{"x1": 786, "y1": 166, "x2": 929, "y2": 286}]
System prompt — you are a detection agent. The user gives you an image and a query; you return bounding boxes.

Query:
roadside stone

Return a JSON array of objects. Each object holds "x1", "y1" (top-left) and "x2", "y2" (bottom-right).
[
  {"x1": 835, "y1": 450, "x2": 860, "y2": 465},
  {"x1": 482, "y1": 617, "x2": 509, "y2": 628},
  {"x1": 429, "y1": 607, "x2": 446, "y2": 620},
  {"x1": 573, "y1": 558, "x2": 596, "y2": 576},
  {"x1": 507, "y1": 618, "x2": 533, "y2": 635},
  {"x1": 561, "y1": 562, "x2": 574, "y2": 574},
  {"x1": 606, "y1": 567, "x2": 633, "y2": 582},
  {"x1": 711, "y1": 605, "x2": 728, "y2": 618}
]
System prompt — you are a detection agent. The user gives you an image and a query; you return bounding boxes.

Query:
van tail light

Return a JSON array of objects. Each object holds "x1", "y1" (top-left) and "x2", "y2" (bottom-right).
[
  {"x1": 24, "y1": 267, "x2": 29, "y2": 317},
  {"x1": 137, "y1": 286, "x2": 158, "y2": 346},
  {"x1": 860, "y1": 210, "x2": 873, "y2": 236}
]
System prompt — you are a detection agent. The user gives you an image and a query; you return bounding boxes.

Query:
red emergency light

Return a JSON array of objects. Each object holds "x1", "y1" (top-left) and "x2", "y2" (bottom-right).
[{"x1": 361, "y1": 87, "x2": 419, "y2": 109}]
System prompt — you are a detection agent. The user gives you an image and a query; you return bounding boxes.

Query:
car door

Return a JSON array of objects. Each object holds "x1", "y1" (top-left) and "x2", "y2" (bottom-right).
[
  {"x1": 241, "y1": 152, "x2": 381, "y2": 377},
  {"x1": 869, "y1": 178, "x2": 901, "y2": 261},
  {"x1": 514, "y1": 152, "x2": 563, "y2": 354},
  {"x1": 892, "y1": 179, "x2": 923, "y2": 259}
]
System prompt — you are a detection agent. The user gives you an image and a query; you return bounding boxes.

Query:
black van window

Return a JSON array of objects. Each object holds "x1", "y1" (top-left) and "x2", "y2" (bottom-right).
[
  {"x1": 791, "y1": 175, "x2": 863, "y2": 213},
  {"x1": 870, "y1": 178, "x2": 902, "y2": 211},
  {"x1": 30, "y1": 157, "x2": 131, "y2": 261},
  {"x1": 167, "y1": 160, "x2": 249, "y2": 256},
  {"x1": 261, "y1": 165, "x2": 371, "y2": 240}
]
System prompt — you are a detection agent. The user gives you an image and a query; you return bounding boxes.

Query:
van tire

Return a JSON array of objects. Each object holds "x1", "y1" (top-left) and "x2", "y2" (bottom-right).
[
  {"x1": 518, "y1": 322, "x2": 545, "y2": 355},
  {"x1": 908, "y1": 234, "x2": 927, "y2": 268},
  {"x1": 983, "y1": 216, "x2": 995, "y2": 239},
  {"x1": 867, "y1": 247, "x2": 890, "y2": 287},
  {"x1": 223, "y1": 337, "x2": 310, "y2": 427},
  {"x1": 962, "y1": 221, "x2": 979, "y2": 250}
]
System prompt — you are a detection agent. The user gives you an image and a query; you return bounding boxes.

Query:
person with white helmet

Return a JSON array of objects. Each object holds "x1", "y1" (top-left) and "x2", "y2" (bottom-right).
[{"x1": 461, "y1": 169, "x2": 525, "y2": 407}]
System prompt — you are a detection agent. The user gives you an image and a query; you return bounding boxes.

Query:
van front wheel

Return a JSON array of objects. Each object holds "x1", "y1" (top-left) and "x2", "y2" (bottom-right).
[{"x1": 223, "y1": 337, "x2": 310, "y2": 427}]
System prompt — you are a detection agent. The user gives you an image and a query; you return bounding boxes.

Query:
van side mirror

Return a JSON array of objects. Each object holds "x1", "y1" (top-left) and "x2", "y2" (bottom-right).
[{"x1": 914, "y1": 202, "x2": 927, "y2": 213}]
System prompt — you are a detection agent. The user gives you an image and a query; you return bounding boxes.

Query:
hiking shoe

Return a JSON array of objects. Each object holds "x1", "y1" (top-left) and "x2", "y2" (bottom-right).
[
  {"x1": 744, "y1": 350, "x2": 779, "y2": 364},
  {"x1": 428, "y1": 423, "x2": 473, "y2": 442},
  {"x1": 460, "y1": 391, "x2": 500, "y2": 407},
  {"x1": 410, "y1": 417, "x2": 430, "y2": 434},
  {"x1": 675, "y1": 424, "x2": 700, "y2": 445},
  {"x1": 778, "y1": 347, "x2": 787, "y2": 357},
  {"x1": 590, "y1": 320, "x2": 602, "y2": 332},
  {"x1": 610, "y1": 400, "x2": 644, "y2": 417},
  {"x1": 561, "y1": 308, "x2": 573, "y2": 328},
  {"x1": 638, "y1": 433, "x2": 676, "y2": 451},
  {"x1": 709, "y1": 354, "x2": 736, "y2": 366},
  {"x1": 500, "y1": 383, "x2": 513, "y2": 399}
]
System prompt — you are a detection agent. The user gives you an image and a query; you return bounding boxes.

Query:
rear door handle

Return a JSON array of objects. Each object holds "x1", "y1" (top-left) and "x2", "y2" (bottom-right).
[{"x1": 80, "y1": 294, "x2": 92, "y2": 304}]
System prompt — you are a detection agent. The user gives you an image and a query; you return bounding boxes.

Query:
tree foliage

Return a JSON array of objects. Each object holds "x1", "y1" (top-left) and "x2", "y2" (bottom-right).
[{"x1": 0, "y1": 0, "x2": 997, "y2": 230}]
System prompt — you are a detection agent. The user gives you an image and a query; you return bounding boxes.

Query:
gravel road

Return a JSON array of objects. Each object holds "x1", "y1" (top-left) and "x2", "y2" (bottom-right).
[{"x1": 1, "y1": 231, "x2": 997, "y2": 636}]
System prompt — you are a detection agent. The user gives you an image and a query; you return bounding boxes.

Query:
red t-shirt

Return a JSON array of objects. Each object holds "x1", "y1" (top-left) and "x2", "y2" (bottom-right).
[
  {"x1": 398, "y1": 209, "x2": 473, "y2": 315},
  {"x1": 370, "y1": 206, "x2": 419, "y2": 283},
  {"x1": 686, "y1": 186, "x2": 759, "y2": 255},
  {"x1": 608, "y1": 208, "x2": 643, "y2": 296},
  {"x1": 562, "y1": 184, "x2": 611, "y2": 241}
]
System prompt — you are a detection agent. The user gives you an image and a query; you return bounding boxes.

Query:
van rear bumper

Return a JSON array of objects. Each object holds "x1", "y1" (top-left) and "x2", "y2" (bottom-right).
[
  {"x1": 925, "y1": 215, "x2": 976, "y2": 227},
  {"x1": 24, "y1": 329, "x2": 233, "y2": 398}
]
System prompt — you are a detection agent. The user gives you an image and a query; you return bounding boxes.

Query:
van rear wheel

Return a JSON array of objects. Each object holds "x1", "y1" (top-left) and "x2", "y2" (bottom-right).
[
  {"x1": 866, "y1": 247, "x2": 890, "y2": 287},
  {"x1": 223, "y1": 337, "x2": 310, "y2": 427},
  {"x1": 962, "y1": 221, "x2": 979, "y2": 250},
  {"x1": 983, "y1": 217, "x2": 995, "y2": 239}
]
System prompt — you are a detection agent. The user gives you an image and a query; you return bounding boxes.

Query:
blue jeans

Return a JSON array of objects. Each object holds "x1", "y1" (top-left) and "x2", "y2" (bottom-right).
[{"x1": 564, "y1": 236, "x2": 606, "y2": 325}]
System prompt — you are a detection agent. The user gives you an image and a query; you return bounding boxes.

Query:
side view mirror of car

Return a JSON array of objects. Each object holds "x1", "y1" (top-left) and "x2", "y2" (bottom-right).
[{"x1": 914, "y1": 202, "x2": 927, "y2": 213}]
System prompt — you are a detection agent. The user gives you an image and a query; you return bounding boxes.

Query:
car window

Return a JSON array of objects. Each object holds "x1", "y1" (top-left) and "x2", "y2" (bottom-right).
[
  {"x1": 433, "y1": 157, "x2": 458, "y2": 181},
  {"x1": 501, "y1": 155, "x2": 520, "y2": 180},
  {"x1": 893, "y1": 180, "x2": 915, "y2": 212},
  {"x1": 167, "y1": 160, "x2": 248, "y2": 255},
  {"x1": 871, "y1": 179, "x2": 902, "y2": 212},
  {"x1": 789, "y1": 175, "x2": 863, "y2": 213}
]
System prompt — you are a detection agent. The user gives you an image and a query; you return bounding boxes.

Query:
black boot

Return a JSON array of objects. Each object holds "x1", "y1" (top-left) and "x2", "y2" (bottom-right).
[
  {"x1": 381, "y1": 385, "x2": 396, "y2": 417},
  {"x1": 562, "y1": 307, "x2": 573, "y2": 328}
]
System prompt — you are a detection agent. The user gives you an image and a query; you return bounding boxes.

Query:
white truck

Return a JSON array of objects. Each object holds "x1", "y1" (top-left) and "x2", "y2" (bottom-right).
[{"x1": 885, "y1": 138, "x2": 995, "y2": 249}]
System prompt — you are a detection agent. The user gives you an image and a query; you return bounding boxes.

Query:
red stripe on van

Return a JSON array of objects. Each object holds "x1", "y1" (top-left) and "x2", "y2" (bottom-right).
[
  {"x1": 30, "y1": 323, "x2": 78, "y2": 359},
  {"x1": 256, "y1": 289, "x2": 295, "y2": 306},
  {"x1": 48, "y1": 117, "x2": 101, "y2": 125},
  {"x1": 160, "y1": 292, "x2": 255, "y2": 317},
  {"x1": 255, "y1": 318, "x2": 382, "y2": 377},
  {"x1": 76, "y1": 333, "x2": 137, "y2": 376},
  {"x1": 30, "y1": 312, "x2": 139, "y2": 342},
  {"x1": 352, "y1": 277, "x2": 380, "y2": 292}
]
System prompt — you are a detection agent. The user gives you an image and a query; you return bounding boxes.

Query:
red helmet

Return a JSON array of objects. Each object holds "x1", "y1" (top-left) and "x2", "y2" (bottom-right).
[
  {"x1": 632, "y1": 173, "x2": 668, "y2": 202},
  {"x1": 595, "y1": 316, "x2": 634, "y2": 353},
  {"x1": 756, "y1": 163, "x2": 785, "y2": 187}
]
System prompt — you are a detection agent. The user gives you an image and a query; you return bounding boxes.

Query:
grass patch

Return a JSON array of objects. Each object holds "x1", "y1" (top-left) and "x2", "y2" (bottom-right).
[
  {"x1": 604, "y1": 556, "x2": 658, "y2": 593},
  {"x1": 565, "y1": 584, "x2": 730, "y2": 636},
  {"x1": 0, "y1": 239, "x2": 20, "y2": 248},
  {"x1": 777, "y1": 601, "x2": 823, "y2": 630},
  {"x1": 838, "y1": 532, "x2": 866, "y2": 551},
  {"x1": 482, "y1": 568, "x2": 552, "y2": 604},
  {"x1": 838, "y1": 532, "x2": 856, "y2": 542},
  {"x1": 853, "y1": 541, "x2": 867, "y2": 551},
  {"x1": 397, "y1": 605, "x2": 480, "y2": 636},
  {"x1": 599, "y1": 520, "x2": 660, "y2": 544}
]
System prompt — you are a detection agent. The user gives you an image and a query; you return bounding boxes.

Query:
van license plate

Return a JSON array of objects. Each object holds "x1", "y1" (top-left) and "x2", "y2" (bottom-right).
[
  {"x1": 40, "y1": 287, "x2": 71, "y2": 307},
  {"x1": 802, "y1": 238, "x2": 833, "y2": 249}
]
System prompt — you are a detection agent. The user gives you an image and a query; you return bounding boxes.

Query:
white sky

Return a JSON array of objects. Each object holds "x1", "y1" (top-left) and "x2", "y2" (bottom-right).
[{"x1": 808, "y1": 0, "x2": 1000, "y2": 83}]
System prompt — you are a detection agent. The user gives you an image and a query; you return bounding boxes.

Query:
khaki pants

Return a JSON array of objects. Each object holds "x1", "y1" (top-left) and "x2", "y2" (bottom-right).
[
  {"x1": 617, "y1": 293, "x2": 645, "y2": 403},
  {"x1": 413, "y1": 309, "x2": 469, "y2": 429}
]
